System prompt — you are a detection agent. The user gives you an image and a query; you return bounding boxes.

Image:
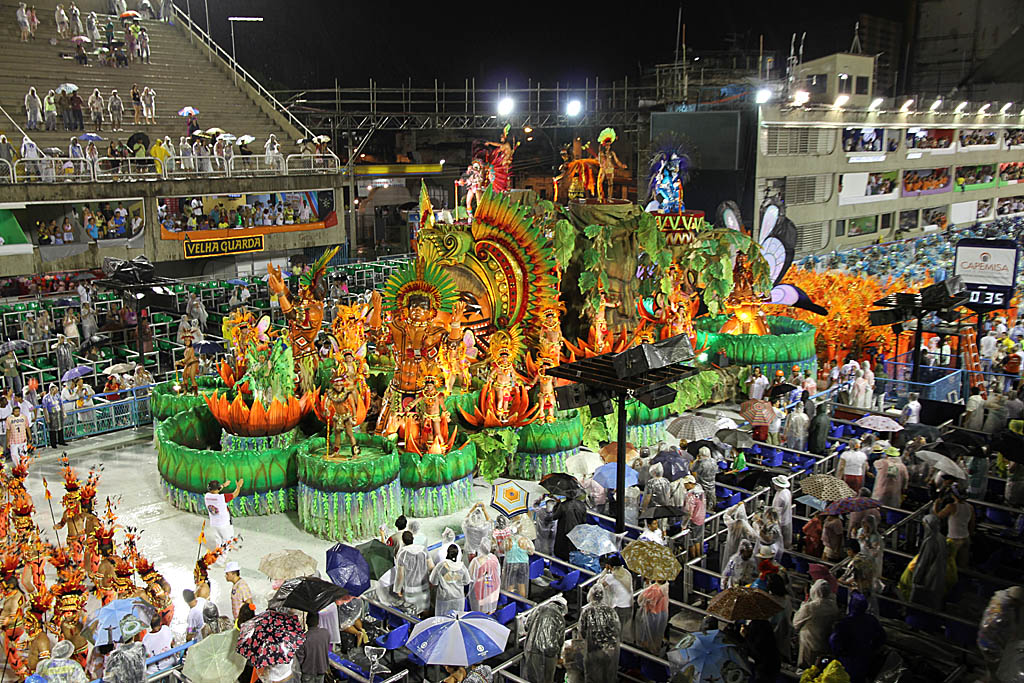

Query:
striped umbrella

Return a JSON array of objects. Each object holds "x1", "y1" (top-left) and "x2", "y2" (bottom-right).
[
  {"x1": 406, "y1": 611, "x2": 510, "y2": 666},
  {"x1": 739, "y1": 400, "x2": 775, "y2": 426},
  {"x1": 490, "y1": 480, "x2": 529, "y2": 518},
  {"x1": 667, "y1": 414, "x2": 719, "y2": 441}
]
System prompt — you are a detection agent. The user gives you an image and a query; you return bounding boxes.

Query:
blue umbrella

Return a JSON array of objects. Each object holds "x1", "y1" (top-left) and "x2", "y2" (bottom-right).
[
  {"x1": 82, "y1": 598, "x2": 155, "y2": 646},
  {"x1": 567, "y1": 524, "x2": 618, "y2": 556},
  {"x1": 193, "y1": 340, "x2": 224, "y2": 355},
  {"x1": 651, "y1": 451, "x2": 690, "y2": 482},
  {"x1": 178, "y1": 106, "x2": 200, "y2": 116},
  {"x1": 667, "y1": 629, "x2": 749, "y2": 682},
  {"x1": 79, "y1": 133, "x2": 104, "y2": 141},
  {"x1": 325, "y1": 544, "x2": 370, "y2": 596},
  {"x1": 62, "y1": 365, "x2": 93, "y2": 382},
  {"x1": 593, "y1": 462, "x2": 638, "y2": 490},
  {"x1": 226, "y1": 278, "x2": 248, "y2": 286},
  {"x1": 406, "y1": 611, "x2": 510, "y2": 666}
]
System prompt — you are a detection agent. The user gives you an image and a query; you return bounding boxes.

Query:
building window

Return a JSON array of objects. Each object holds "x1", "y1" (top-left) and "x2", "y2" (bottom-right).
[
  {"x1": 849, "y1": 216, "x2": 878, "y2": 237},
  {"x1": 881, "y1": 212, "x2": 892, "y2": 230},
  {"x1": 856, "y1": 76, "x2": 870, "y2": 95},
  {"x1": 836, "y1": 219, "x2": 845, "y2": 236},
  {"x1": 762, "y1": 127, "x2": 837, "y2": 156},
  {"x1": 837, "y1": 73, "x2": 851, "y2": 94},
  {"x1": 806, "y1": 74, "x2": 828, "y2": 95},
  {"x1": 794, "y1": 222, "x2": 828, "y2": 254}
]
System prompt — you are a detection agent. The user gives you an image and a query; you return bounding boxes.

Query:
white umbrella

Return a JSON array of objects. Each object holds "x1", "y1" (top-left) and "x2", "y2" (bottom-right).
[
  {"x1": 565, "y1": 448, "x2": 605, "y2": 479},
  {"x1": 236, "y1": 135, "x2": 256, "y2": 145},
  {"x1": 915, "y1": 450, "x2": 967, "y2": 479}
]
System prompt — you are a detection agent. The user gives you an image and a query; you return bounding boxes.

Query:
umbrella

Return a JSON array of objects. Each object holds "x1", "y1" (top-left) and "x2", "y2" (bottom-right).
[
  {"x1": 325, "y1": 544, "x2": 370, "y2": 596},
  {"x1": 0, "y1": 339, "x2": 30, "y2": 356},
  {"x1": 667, "y1": 630, "x2": 750, "y2": 683},
  {"x1": 685, "y1": 439, "x2": 720, "y2": 457},
  {"x1": 193, "y1": 341, "x2": 224, "y2": 355},
  {"x1": 236, "y1": 134, "x2": 256, "y2": 145},
  {"x1": 236, "y1": 609, "x2": 305, "y2": 667},
  {"x1": 808, "y1": 563, "x2": 839, "y2": 594},
  {"x1": 356, "y1": 539, "x2": 392, "y2": 581},
  {"x1": 44, "y1": 147, "x2": 65, "y2": 157},
  {"x1": 103, "y1": 362, "x2": 136, "y2": 375},
  {"x1": 261, "y1": 270, "x2": 293, "y2": 281},
  {"x1": 269, "y1": 576, "x2": 347, "y2": 613},
  {"x1": 71, "y1": 35, "x2": 91, "y2": 44},
  {"x1": 799, "y1": 474, "x2": 856, "y2": 502},
  {"x1": 564, "y1": 449, "x2": 605, "y2": 479},
  {"x1": 739, "y1": 399, "x2": 775, "y2": 426},
  {"x1": 593, "y1": 462, "x2": 639, "y2": 490},
  {"x1": 259, "y1": 549, "x2": 317, "y2": 580},
  {"x1": 127, "y1": 132, "x2": 150, "y2": 150},
  {"x1": 914, "y1": 451, "x2": 967, "y2": 479},
  {"x1": 78, "y1": 132, "x2": 103, "y2": 142},
  {"x1": 769, "y1": 382, "x2": 798, "y2": 401},
  {"x1": 855, "y1": 415, "x2": 903, "y2": 432},
  {"x1": 406, "y1": 611, "x2": 510, "y2": 666},
  {"x1": 217, "y1": 133, "x2": 237, "y2": 143},
  {"x1": 490, "y1": 480, "x2": 529, "y2": 518},
  {"x1": 933, "y1": 440, "x2": 970, "y2": 459},
  {"x1": 650, "y1": 451, "x2": 689, "y2": 481},
  {"x1": 312, "y1": 135, "x2": 331, "y2": 144},
  {"x1": 182, "y1": 629, "x2": 246, "y2": 683},
  {"x1": 178, "y1": 106, "x2": 200, "y2": 116},
  {"x1": 205, "y1": 127, "x2": 227, "y2": 136},
  {"x1": 992, "y1": 430, "x2": 1024, "y2": 463},
  {"x1": 80, "y1": 334, "x2": 109, "y2": 352},
  {"x1": 119, "y1": 10, "x2": 140, "y2": 18},
  {"x1": 56, "y1": 83, "x2": 78, "y2": 94},
  {"x1": 824, "y1": 496, "x2": 882, "y2": 515},
  {"x1": 706, "y1": 586, "x2": 783, "y2": 621},
  {"x1": 62, "y1": 365, "x2": 93, "y2": 382},
  {"x1": 567, "y1": 524, "x2": 618, "y2": 556},
  {"x1": 599, "y1": 441, "x2": 639, "y2": 463},
  {"x1": 73, "y1": 271, "x2": 97, "y2": 281},
  {"x1": 227, "y1": 278, "x2": 248, "y2": 286},
  {"x1": 796, "y1": 494, "x2": 826, "y2": 511},
  {"x1": 621, "y1": 539, "x2": 682, "y2": 581},
  {"x1": 716, "y1": 428, "x2": 754, "y2": 450},
  {"x1": 82, "y1": 598, "x2": 155, "y2": 645},
  {"x1": 666, "y1": 414, "x2": 719, "y2": 441},
  {"x1": 942, "y1": 429, "x2": 986, "y2": 448},
  {"x1": 55, "y1": 298, "x2": 79, "y2": 308},
  {"x1": 715, "y1": 416, "x2": 739, "y2": 431},
  {"x1": 539, "y1": 472, "x2": 583, "y2": 498}
]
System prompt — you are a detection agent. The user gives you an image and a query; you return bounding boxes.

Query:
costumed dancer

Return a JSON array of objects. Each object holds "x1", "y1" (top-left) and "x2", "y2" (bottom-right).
[{"x1": 591, "y1": 128, "x2": 626, "y2": 202}]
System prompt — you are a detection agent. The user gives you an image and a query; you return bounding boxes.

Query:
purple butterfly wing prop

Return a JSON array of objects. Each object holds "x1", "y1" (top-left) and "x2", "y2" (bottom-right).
[{"x1": 770, "y1": 284, "x2": 828, "y2": 315}]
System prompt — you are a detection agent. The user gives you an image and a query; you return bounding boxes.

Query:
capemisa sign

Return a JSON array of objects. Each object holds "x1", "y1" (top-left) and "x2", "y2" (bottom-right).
[
  {"x1": 183, "y1": 234, "x2": 265, "y2": 259},
  {"x1": 954, "y1": 238, "x2": 1019, "y2": 289}
]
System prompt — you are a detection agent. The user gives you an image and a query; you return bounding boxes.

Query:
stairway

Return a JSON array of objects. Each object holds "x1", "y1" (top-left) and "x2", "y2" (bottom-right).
[
  {"x1": 0, "y1": 0, "x2": 298, "y2": 155},
  {"x1": 959, "y1": 327, "x2": 986, "y2": 398}
]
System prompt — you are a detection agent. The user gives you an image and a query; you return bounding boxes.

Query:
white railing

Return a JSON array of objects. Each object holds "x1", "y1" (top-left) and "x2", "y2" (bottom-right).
[
  {"x1": 15, "y1": 157, "x2": 94, "y2": 183},
  {"x1": 94, "y1": 156, "x2": 162, "y2": 181},
  {"x1": 286, "y1": 153, "x2": 341, "y2": 174},
  {"x1": 163, "y1": 154, "x2": 229, "y2": 179},
  {"x1": 228, "y1": 154, "x2": 285, "y2": 177},
  {"x1": 167, "y1": 3, "x2": 315, "y2": 142},
  {"x1": 0, "y1": 158, "x2": 12, "y2": 183}
]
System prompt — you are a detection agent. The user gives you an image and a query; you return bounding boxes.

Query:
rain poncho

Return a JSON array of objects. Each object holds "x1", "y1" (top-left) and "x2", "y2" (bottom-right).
[
  {"x1": 872, "y1": 455, "x2": 907, "y2": 508},
  {"x1": 633, "y1": 582, "x2": 668, "y2": 654},
  {"x1": 755, "y1": 512, "x2": 784, "y2": 562},
  {"x1": 978, "y1": 587, "x2": 1024, "y2": 673},
  {"x1": 336, "y1": 596, "x2": 365, "y2": 631},
  {"x1": 430, "y1": 527, "x2": 462, "y2": 566},
  {"x1": 468, "y1": 541, "x2": 501, "y2": 614},
  {"x1": 965, "y1": 454, "x2": 990, "y2": 499},
  {"x1": 501, "y1": 535, "x2": 535, "y2": 592},
  {"x1": 692, "y1": 450, "x2": 719, "y2": 511},
  {"x1": 523, "y1": 598, "x2": 567, "y2": 683},
  {"x1": 34, "y1": 654, "x2": 89, "y2": 683},
  {"x1": 464, "y1": 507, "x2": 494, "y2": 558},
  {"x1": 808, "y1": 408, "x2": 831, "y2": 455},
  {"x1": 722, "y1": 540, "x2": 758, "y2": 589},
  {"x1": 394, "y1": 543, "x2": 433, "y2": 613},
  {"x1": 187, "y1": 295, "x2": 208, "y2": 330},
  {"x1": 906, "y1": 514, "x2": 948, "y2": 609},
  {"x1": 533, "y1": 499, "x2": 557, "y2": 555},
  {"x1": 771, "y1": 486, "x2": 793, "y2": 548},
  {"x1": 855, "y1": 515, "x2": 883, "y2": 579},
  {"x1": 722, "y1": 503, "x2": 757, "y2": 568},
  {"x1": 784, "y1": 405, "x2": 810, "y2": 451},
  {"x1": 578, "y1": 586, "x2": 621, "y2": 683},
  {"x1": 429, "y1": 558, "x2": 471, "y2": 617},
  {"x1": 102, "y1": 642, "x2": 147, "y2": 683},
  {"x1": 792, "y1": 579, "x2": 839, "y2": 667},
  {"x1": 552, "y1": 496, "x2": 587, "y2": 561}
]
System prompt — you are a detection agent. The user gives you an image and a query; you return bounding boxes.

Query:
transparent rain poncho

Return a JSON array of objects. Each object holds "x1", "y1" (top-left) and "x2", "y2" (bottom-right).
[
  {"x1": 394, "y1": 543, "x2": 433, "y2": 614},
  {"x1": 523, "y1": 598, "x2": 567, "y2": 683},
  {"x1": 633, "y1": 582, "x2": 668, "y2": 654},
  {"x1": 792, "y1": 578, "x2": 840, "y2": 668},
  {"x1": 464, "y1": 507, "x2": 494, "y2": 557},
  {"x1": 429, "y1": 558, "x2": 471, "y2": 617},
  {"x1": 721, "y1": 503, "x2": 757, "y2": 569},
  {"x1": 34, "y1": 655, "x2": 90, "y2": 683},
  {"x1": 578, "y1": 585, "x2": 621, "y2": 683}
]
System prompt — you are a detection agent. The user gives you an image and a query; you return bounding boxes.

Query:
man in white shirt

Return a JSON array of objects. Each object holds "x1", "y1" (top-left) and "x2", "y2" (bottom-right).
[
  {"x1": 747, "y1": 367, "x2": 769, "y2": 400},
  {"x1": 767, "y1": 402, "x2": 785, "y2": 445},
  {"x1": 902, "y1": 392, "x2": 922, "y2": 425},
  {"x1": 597, "y1": 556, "x2": 633, "y2": 638},
  {"x1": 838, "y1": 438, "x2": 868, "y2": 491},
  {"x1": 239, "y1": 286, "x2": 251, "y2": 304},
  {"x1": 981, "y1": 332, "x2": 999, "y2": 371},
  {"x1": 183, "y1": 589, "x2": 208, "y2": 640},
  {"x1": 76, "y1": 282, "x2": 91, "y2": 304},
  {"x1": 204, "y1": 478, "x2": 243, "y2": 547},
  {"x1": 995, "y1": 317, "x2": 1009, "y2": 335}
]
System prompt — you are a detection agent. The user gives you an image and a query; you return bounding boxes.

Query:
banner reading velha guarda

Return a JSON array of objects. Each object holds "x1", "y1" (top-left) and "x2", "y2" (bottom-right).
[{"x1": 183, "y1": 234, "x2": 266, "y2": 259}]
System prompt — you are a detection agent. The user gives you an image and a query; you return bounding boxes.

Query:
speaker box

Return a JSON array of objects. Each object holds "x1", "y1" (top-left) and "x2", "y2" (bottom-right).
[
  {"x1": 637, "y1": 385, "x2": 676, "y2": 409},
  {"x1": 918, "y1": 398, "x2": 965, "y2": 426}
]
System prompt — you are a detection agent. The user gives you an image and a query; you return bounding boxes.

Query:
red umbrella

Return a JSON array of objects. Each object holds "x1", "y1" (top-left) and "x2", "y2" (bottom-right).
[
  {"x1": 808, "y1": 563, "x2": 839, "y2": 594},
  {"x1": 120, "y1": 10, "x2": 140, "y2": 18},
  {"x1": 824, "y1": 496, "x2": 882, "y2": 515},
  {"x1": 739, "y1": 399, "x2": 774, "y2": 426}
]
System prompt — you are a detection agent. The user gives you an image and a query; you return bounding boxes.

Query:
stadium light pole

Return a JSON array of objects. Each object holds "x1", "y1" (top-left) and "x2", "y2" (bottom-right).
[{"x1": 228, "y1": 17, "x2": 263, "y2": 85}]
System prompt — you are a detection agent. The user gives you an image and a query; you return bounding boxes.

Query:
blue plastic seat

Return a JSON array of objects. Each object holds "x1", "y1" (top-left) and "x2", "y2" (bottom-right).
[
  {"x1": 987, "y1": 507, "x2": 1012, "y2": 526},
  {"x1": 495, "y1": 603, "x2": 517, "y2": 625},
  {"x1": 529, "y1": 557, "x2": 545, "y2": 581},
  {"x1": 550, "y1": 569, "x2": 581, "y2": 593},
  {"x1": 374, "y1": 621, "x2": 410, "y2": 667}
]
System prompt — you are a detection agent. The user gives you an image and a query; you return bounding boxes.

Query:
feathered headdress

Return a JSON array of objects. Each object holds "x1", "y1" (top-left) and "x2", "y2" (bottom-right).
[
  {"x1": 135, "y1": 555, "x2": 164, "y2": 586},
  {"x1": 29, "y1": 588, "x2": 53, "y2": 617},
  {"x1": 381, "y1": 244, "x2": 459, "y2": 315},
  {"x1": 488, "y1": 325, "x2": 526, "y2": 364},
  {"x1": 598, "y1": 127, "x2": 617, "y2": 145},
  {"x1": 60, "y1": 454, "x2": 81, "y2": 506},
  {"x1": 0, "y1": 555, "x2": 19, "y2": 582},
  {"x1": 418, "y1": 179, "x2": 435, "y2": 231},
  {"x1": 10, "y1": 454, "x2": 30, "y2": 480},
  {"x1": 299, "y1": 246, "x2": 339, "y2": 290},
  {"x1": 12, "y1": 493, "x2": 34, "y2": 517},
  {"x1": 80, "y1": 468, "x2": 101, "y2": 510}
]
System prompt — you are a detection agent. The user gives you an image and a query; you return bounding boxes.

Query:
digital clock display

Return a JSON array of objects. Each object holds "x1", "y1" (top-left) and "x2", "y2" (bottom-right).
[{"x1": 967, "y1": 289, "x2": 1007, "y2": 307}]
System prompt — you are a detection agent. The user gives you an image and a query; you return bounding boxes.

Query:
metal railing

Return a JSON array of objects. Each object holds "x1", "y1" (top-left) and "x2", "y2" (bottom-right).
[
  {"x1": 166, "y1": 2, "x2": 315, "y2": 141},
  {"x1": 15, "y1": 157, "x2": 93, "y2": 183},
  {"x1": 228, "y1": 153, "x2": 284, "y2": 177},
  {"x1": 163, "y1": 154, "x2": 229, "y2": 178},
  {"x1": 94, "y1": 156, "x2": 162, "y2": 181},
  {"x1": 285, "y1": 153, "x2": 341, "y2": 175},
  {"x1": 0, "y1": 157, "x2": 12, "y2": 183}
]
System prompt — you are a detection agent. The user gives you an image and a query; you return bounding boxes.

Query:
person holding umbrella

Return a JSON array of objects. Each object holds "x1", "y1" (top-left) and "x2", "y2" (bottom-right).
[{"x1": 552, "y1": 489, "x2": 588, "y2": 561}]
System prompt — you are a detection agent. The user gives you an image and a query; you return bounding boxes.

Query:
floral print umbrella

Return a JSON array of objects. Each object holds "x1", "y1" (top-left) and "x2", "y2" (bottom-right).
[{"x1": 236, "y1": 609, "x2": 305, "y2": 668}]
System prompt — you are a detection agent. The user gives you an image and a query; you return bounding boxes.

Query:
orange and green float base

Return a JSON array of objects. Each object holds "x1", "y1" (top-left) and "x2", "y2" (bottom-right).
[
  {"x1": 694, "y1": 315, "x2": 818, "y2": 379},
  {"x1": 511, "y1": 410, "x2": 584, "y2": 479},
  {"x1": 156, "y1": 403, "x2": 301, "y2": 517},
  {"x1": 295, "y1": 434, "x2": 403, "y2": 542},
  {"x1": 150, "y1": 377, "x2": 228, "y2": 427},
  {"x1": 400, "y1": 440, "x2": 477, "y2": 518}
]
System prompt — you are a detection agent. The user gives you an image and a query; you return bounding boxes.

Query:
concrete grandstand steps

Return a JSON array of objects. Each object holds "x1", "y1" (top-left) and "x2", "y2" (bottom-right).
[{"x1": 0, "y1": 1, "x2": 296, "y2": 155}]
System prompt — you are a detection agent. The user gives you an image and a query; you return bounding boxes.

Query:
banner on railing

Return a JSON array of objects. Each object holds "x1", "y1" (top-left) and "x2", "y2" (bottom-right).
[{"x1": 183, "y1": 234, "x2": 265, "y2": 259}]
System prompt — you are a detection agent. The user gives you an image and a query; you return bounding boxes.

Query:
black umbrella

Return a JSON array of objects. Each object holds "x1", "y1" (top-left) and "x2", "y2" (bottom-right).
[
  {"x1": 933, "y1": 440, "x2": 970, "y2": 459},
  {"x1": 639, "y1": 504, "x2": 685, "y2": 520},
  {"x1": 268, "y1": 576, "x2": 346, "y2": 613},
  {"x1": 769, "y1": 383, "x2": 798, "y2": 401},
  {"x1": 991, "y1": 430, "x2": 1024, "y2": 463},
  {"x1": 73, "y1": 272, "x2": 96, "y2": 281},
  {"x1": 126, "y1": 132, "x2": 150, "y2": 151},
  {"x1": 942, "y1": 429, "x2": 987, "y2": 448},
  {"x1": 0, "y1": 339, "x2": 30, "y2": 356},
  {"x1": 716, "y1": 428, "x2": 754, "y2": 450},
  {"x1": 650, "y1": 451, "x2": 689, "y2": 482},
  {"x1": 685, "y1": 439, "x2": 719, "y2": 457},
  {"x1": 539, "y1": 472, "x2": 583, "y2": 497}
]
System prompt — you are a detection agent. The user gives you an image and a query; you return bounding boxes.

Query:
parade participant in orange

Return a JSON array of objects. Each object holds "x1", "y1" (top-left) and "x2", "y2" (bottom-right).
[
  {"x1": 23, "y1": 588, "x2": 53, "y2": 673},
  {"x1": 55, "y1": 458, "x2": 88, "y2": 566},
  {"x1": 91, "y1": 522, "x2": 118, "y2": 605},
  {"x1": 534, "y1": 359, "x2": 557, "y2": 423},
  {"x1": 49, "y1": 561, "x2": 89, "y2": 667},
  {"x1": 0, "y1": 555, "x2": 28, "y2": 677},
  {"x1": 176, "y1": 334, "x2": 199, "y2": 394},
  {"x1": 407, "y1": 376, "x2": 450, "y2": 453},
  {"x1": 323, "y1": 366, "x2": 362, "y2": 459},
  {"x1": 135, "y1": 556, "x2": 173, "y2": 626},
  {"x1": 592, "y1": 128, "x2": 627, "y2": 202}
]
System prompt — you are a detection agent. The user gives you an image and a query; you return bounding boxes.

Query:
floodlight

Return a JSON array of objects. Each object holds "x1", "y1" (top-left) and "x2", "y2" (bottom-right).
[
  {"x1": 755, "y1": 88, "x2": 772, "y2": 104},
  {"x1": 792, "y1": 90, "x2": 810, "y2": 106},
  {"x1": 868, "y1": 98, "x2": 883, "y2": 110},
  {"x1": 929, "y1": 98, "x2": 942, "y2": 111},
  {"x1": 833, "y1": 94, "x2": 850, "y2": 109},
  {"x1": 566, "y1": 99, "x2": 582, "y2": 117},
  {"x1": 1001, "y1": 102, "x2": 1014, "y2": 114},
  {"x1": 497, "y1": 97, "x2": 514, "y2": 117},
  {"x1": 954, "y1": 101, "x2": 967, "y2": 113},
  {"x1": 978, "y1": 103, "x2": 990, "y2": 114},
  {"x1": 900, "y1": 99, "x2": 914, "y2": 112}
]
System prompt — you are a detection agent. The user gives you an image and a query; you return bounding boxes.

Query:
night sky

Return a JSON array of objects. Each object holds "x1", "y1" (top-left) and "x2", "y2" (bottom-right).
[{"x1": 175, "y1": 0, "x2": 909, "y2": 94}]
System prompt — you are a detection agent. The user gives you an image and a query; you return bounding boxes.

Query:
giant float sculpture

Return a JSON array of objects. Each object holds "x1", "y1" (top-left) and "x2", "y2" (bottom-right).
[{"x1": 154, "y1": 126, "x2": 825, "y2": 541}]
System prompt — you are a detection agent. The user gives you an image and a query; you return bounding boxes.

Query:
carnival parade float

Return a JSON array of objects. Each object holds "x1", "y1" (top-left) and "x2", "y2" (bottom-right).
[{"x1": 153, "y1": 126, "x2": 825, "y2": 542}]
